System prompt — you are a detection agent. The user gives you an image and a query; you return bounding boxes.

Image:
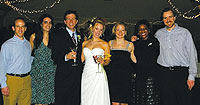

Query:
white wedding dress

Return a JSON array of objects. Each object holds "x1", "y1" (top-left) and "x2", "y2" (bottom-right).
[{"x1": 81, "y1": 48, "x2": 110, "y2": 105}]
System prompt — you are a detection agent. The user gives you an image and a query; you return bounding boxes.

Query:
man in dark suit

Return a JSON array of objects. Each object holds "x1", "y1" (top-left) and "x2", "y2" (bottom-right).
[{"x1": 52, "y1": 10, "x2": 84, "y2": 105}]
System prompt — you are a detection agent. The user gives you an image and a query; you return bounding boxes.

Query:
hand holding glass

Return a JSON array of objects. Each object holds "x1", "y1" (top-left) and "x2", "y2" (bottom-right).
[
  {"x1": 71, "y1": 47, "x2": 78, "y2": 66},
  {"x1": 93, "y1": 55, "x2": 103, "y2": 73}
]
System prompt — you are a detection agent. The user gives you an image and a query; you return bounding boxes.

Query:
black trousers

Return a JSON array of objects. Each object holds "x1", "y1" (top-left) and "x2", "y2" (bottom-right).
[
  {"x1": 55, "y1": 70, "x2": 81, "y2": 105},
  {"x1": 55, "y1": 87, "x2": 80, "y2": 105},
  {"x1": 0, "y1": 92, "x2": 3, "y2": 105},
  {"x1": 158, "y1": 65, "x2": 189, "y2": 105}
]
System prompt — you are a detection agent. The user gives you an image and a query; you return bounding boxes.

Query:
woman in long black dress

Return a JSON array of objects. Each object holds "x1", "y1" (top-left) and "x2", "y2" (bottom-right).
[
  {"x1": 106, "y1": 22, "x2": 136, "y2": 105},
  {"x1": 134, "y1": 19, "x2": 160, "y2": 105}
]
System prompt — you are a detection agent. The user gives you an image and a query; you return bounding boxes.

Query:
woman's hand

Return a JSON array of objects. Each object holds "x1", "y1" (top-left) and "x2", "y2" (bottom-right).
[{"x1": 96, "y1": 56, "x2": 104, "y2": 64}]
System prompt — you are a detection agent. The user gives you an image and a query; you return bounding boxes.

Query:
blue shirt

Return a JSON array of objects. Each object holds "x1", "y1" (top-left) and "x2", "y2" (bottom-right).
[
  {"x1": 155, "y1": 24, "x2": 198, "y2": 80},
  {"x1": 0, "y1": 36, "x2": 33, "y2": 88}
]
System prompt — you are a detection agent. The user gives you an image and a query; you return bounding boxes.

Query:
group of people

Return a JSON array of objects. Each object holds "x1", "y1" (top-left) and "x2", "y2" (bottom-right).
[{"x1": 0, "y1": 7, "x2": 198, "y2": 105}]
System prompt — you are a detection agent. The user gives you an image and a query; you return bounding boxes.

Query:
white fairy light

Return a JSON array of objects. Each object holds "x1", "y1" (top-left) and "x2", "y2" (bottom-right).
[{"x1": 168, "y1": 0, "x2": 200, "y2": 19}]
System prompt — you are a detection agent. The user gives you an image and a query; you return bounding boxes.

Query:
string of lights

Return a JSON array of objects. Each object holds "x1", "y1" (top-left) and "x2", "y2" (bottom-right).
[
  {"x1": 168, "y1": 0, "x2": 200, "y2": 19},
  {"x1": 78, "y1": 17, "x2": 162, "y2": 28},
  {"x1": 2, "y1": 0, "x2": 61, "y2": 14},
  {"x1": 0, "y1": 0, "x2": 198, "y2": 25},
  {"x1": 0, "y1": 0, "x2": 30, "y2": 4},
  {"x1": 1, "y1": 0, "x2": 30, "y2": 3},
  {"x1": 194, "y1": 0, "x2": 200, "y2": 3},
  {"x1": 0, "y1": 0, "x2": 61, "y2": 22},
  {"x1": 17, "y1": 11, "x2": 37, "y2": 22}
]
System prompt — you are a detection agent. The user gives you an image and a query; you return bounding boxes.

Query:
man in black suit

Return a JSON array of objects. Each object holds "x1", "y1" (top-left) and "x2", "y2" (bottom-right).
[{"x1": 52, "y1": 10, "x2": 84, "y2": 105}]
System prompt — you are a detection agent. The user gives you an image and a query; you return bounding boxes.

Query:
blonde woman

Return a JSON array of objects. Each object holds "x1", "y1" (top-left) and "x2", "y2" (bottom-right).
[
  {"x1": 81, "y1": 18, "x2": 111, "y2": 105},
  {"x1": 106, "y1": 22, "x2": 136, "y2": 105}
]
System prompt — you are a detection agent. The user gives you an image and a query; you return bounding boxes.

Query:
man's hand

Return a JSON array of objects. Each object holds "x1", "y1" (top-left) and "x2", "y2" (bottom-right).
[
  {"x1": 1, "y1": 86, "x2": 9, "y2": 96},
  {"x1": 187, "y1": 80, "x2": 195, "y2": 90},
  {"x1": 66, "y1": 51, "x2": 77, "y2": 60}
]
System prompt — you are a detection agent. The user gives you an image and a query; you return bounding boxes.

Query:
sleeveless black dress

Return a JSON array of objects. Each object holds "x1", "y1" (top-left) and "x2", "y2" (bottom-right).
[{"x1": 106, "y1": 40, "x2": 135, "y2": 104}]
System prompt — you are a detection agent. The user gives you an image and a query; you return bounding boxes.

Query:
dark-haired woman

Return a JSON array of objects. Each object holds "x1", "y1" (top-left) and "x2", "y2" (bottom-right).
[
  {"x1": 29, "y1": 14, "x2": 56, "y2": 105},
  {"x1": 134, "y1": 19, "x2": 160, "y2": 105}
]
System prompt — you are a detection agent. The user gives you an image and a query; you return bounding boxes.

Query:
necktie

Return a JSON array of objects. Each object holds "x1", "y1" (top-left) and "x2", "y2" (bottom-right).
[{"x1": 72, "y1": 33, "x2": 77, "y2": 45}]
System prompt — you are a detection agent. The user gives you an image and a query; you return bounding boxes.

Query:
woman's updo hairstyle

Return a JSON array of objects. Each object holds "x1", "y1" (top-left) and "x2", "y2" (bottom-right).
[{"x1": 88, "y1": 17, "x2": 106, "y2": 39}]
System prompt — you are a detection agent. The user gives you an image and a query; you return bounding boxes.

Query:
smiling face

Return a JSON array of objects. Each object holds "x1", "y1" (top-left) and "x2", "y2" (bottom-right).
[
  {"x1": 92, "y1": 23, "x2": 104, "y2": 38},
  {"x1": 12, "y1": 19, "x2": 26, "y2": 39},
  {"x1": 138, "y1": 24, "x2": 149, "y2": 40},
  {"x1": 115, "y1": 24, "x2": 126, "y2": 39},
  {"x1": 41, "y1": 17, "x2": 52, "y2": 32},
  {"x1": 162, "y1": 10, "x2": 176, "y2": 30},
  {"x1": 64, "y1": 13, "x2": 78, "y2": 32}
]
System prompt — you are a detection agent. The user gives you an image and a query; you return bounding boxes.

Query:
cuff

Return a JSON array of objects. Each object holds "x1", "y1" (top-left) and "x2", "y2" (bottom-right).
[
  {"x1": 1, "y1": 82, "x2": 7, "y2": 88},
  {"x1": 65, "y1": 54, "x2": 69, "y2": 61},
  {"x1": 188, "y1": 74, "x2": 195, "y2": 81}
]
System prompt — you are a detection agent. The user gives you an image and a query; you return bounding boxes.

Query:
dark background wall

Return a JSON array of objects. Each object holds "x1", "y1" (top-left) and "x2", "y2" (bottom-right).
[
  {"x1": 0, "y1": 0, "x2": 199, "y2": 54},
  {"x1": 0, "y1": 0, "x2": 199, "y2": 35},
  {"x1": 1, "y1": 0, "x2": 199, "y2": 58}
]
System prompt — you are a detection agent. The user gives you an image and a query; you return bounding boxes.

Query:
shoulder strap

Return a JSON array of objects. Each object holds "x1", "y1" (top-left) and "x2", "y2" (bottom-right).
[
  {"x1": 111, "y1": 40, "x2": 114, "y2": 49},
  {"x1": 125, "y1": 42, "x2": 130, "y2": 51}
]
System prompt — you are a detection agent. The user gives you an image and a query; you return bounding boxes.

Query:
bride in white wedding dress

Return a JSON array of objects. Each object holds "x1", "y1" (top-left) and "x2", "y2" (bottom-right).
[{"x1": 81, "y1": 18, "x2": 111, "y2": 105}]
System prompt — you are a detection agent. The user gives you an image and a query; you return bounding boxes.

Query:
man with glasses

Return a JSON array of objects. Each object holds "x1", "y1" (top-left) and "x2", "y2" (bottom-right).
[{"x1": 155, "y1": 8, "x2": 198, "y2": 105}]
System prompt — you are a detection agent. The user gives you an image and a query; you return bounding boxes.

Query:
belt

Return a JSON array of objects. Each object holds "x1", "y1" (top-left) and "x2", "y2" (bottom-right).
[
  {"x1": 160, "y1": 65, "x2": 188, "y2": 71},
  {"x1": 7, "y1": 72, "x2": 30, "y2": 77}
]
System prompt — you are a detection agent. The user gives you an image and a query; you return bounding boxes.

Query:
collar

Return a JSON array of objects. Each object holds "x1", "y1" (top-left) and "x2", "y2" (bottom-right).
[
  {"x1": 165, "y1": 23, "x2": 179, "y2": 32},
  {"x1": 13, "y1": 35, "x2": 26, "y2": 43},
  {"x1": 66, "y1": 27, "x2": 76, "y2": 37}
]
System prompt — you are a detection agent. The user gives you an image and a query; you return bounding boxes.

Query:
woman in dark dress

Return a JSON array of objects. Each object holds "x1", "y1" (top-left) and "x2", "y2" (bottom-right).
[
  {"x1": 134, "y1": 19, "x2": 160, "y2": 105},
  {"x1": 106, "y1": 22, "x2": 136, "y2": 105},
  {"x1": 29, "y1": 14, "x2": 56, "y2": 105}
]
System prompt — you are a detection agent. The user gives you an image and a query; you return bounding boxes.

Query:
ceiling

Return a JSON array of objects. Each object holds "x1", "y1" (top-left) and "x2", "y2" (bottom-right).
[{"x1": 0, "y1": 0, "x2": 199, "y2": 23}]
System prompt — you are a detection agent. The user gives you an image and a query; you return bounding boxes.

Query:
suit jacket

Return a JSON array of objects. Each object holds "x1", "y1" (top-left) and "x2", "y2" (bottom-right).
[{"x1": 52, "y1": 28, "x2": 84, "y2": 88}]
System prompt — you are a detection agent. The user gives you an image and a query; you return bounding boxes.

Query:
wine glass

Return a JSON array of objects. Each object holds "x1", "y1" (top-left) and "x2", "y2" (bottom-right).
[
  {"x1": 71, "y1": 47, "x2": 78, "y2": 66},
  {"x1": 93, "y1": 55, "x2": 103, "y2": 73}
]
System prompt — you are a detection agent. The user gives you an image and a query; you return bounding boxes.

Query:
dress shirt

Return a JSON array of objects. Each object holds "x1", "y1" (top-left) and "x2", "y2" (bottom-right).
[
  {"x1": 155, "y1": 23, "x2": 198, "y2": 80},
  {"x1": 66, "y1": 27, "x2": 77, "y2": 43},
  {"x1": 65, "y1": 27, "x2": 77, "y2": 61},
  {"x1": 0, "y1": 35, "x2": 33, "y2": 88}
]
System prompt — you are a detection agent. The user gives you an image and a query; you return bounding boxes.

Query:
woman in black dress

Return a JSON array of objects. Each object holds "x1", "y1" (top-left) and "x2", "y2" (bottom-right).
[
  {"x1": 106, "y1": 22, "x2": 136, "y2": 105},
  {"x1": 134, "y1": 19, "x2": 160, "y2": 105}
]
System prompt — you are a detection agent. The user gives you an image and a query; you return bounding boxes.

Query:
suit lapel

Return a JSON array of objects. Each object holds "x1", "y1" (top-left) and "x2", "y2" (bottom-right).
[
  {"x1": 65, "y1": 30, "x2": 74, "y2": 46},
  {"x1": 65, "y1": 29, "x2": 80, "y2": 48}
]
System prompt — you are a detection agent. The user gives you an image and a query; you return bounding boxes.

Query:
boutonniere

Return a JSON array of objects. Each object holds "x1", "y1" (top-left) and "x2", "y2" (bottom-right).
[
  {"x1": 148, "y1": 42, "x2": 152, "y2": 46},
  {"x1": 77, "y1": 35, "x2": 81, "y2": 42}
]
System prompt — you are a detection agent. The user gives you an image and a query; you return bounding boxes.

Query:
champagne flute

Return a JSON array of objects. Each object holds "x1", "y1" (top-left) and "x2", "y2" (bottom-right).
[
  {"x1": 93, "y1": 55, "x2": 103, "y2": 73},
  {"x1": 71, "y1": 47, "x2": 78, "y2": 66}
]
